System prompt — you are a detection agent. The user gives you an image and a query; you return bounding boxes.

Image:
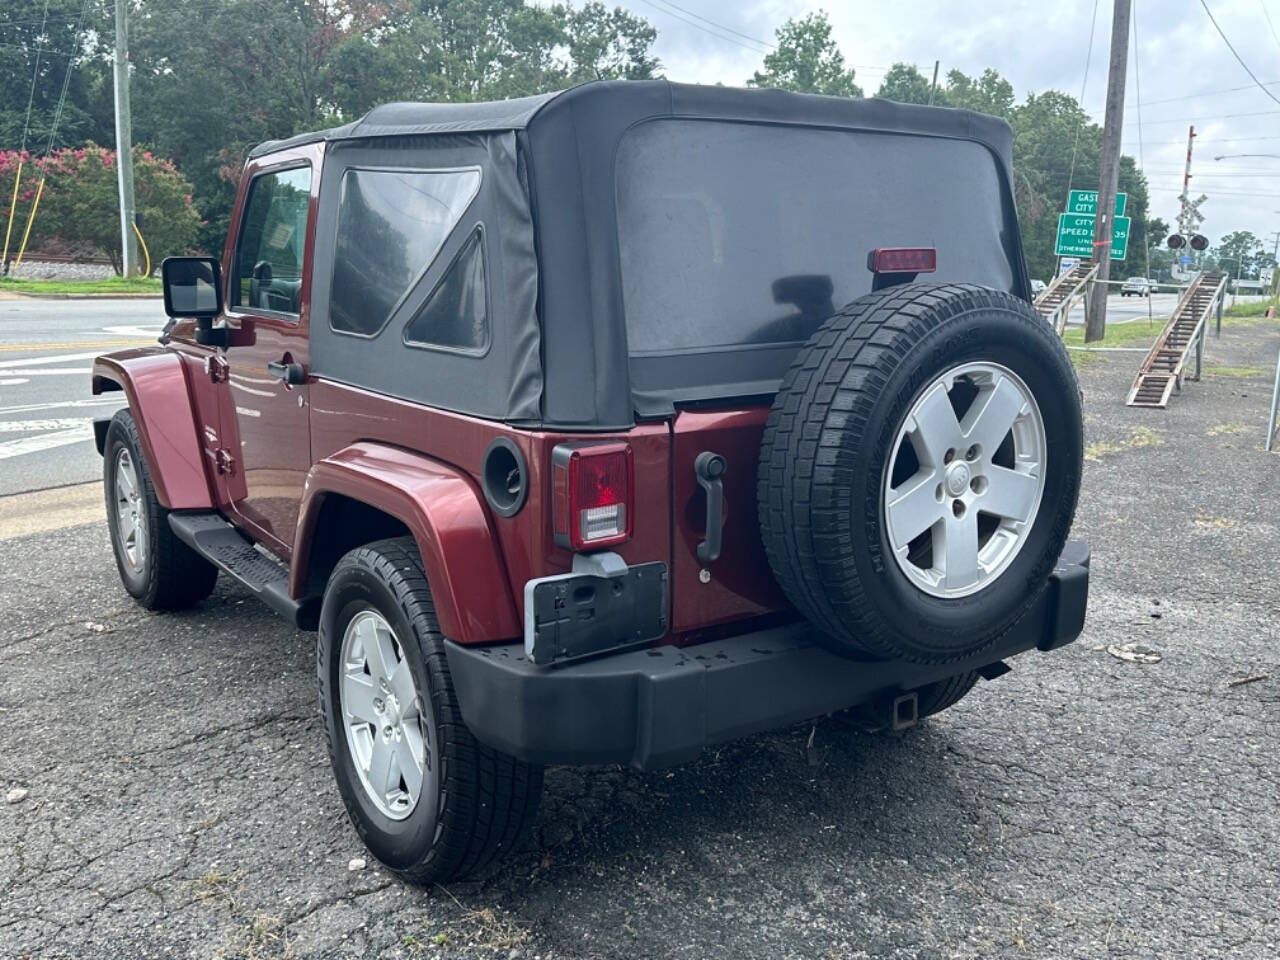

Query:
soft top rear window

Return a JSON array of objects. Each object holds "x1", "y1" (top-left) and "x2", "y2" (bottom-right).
[{"x1": 615, "y1": 119, "x2": 1016, "y2": 358}]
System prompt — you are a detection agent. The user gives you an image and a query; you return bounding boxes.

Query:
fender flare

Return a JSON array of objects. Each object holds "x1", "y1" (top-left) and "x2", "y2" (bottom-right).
[
  {"x1": 293, "y1": 442, "x2": 521, "y2": 645},
  {"x1": 92, "y1": 349, "x2": 213, "y2": 510}
]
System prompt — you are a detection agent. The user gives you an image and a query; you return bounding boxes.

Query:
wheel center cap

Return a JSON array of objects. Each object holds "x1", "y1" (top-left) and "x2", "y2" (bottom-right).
[{"x1": 945, "y1": 461, "x2": 971, "y2": 497}]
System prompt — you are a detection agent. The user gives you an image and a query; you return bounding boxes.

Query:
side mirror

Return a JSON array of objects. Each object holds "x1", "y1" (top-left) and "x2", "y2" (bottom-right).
[{"x1": 162, "y1": 256, "x2": 225, "y2": 347}]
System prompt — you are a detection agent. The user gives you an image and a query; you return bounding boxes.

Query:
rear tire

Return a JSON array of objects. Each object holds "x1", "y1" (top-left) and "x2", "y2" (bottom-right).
[
  {"x1": 103, "y1": 409, "x2": 218, "y2": 610},
  {"x1": 318, "y1": 536, "x2": 542, "y2": 884},
  {"x1": 758, "y1": 283, "x2": 1082, "y2": 664}
]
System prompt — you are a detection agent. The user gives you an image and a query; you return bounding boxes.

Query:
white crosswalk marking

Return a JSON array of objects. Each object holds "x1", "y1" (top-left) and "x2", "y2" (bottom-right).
[
  {"x1": 0, "y1": 418, "x2": 90, "y2": 433},
  {"x1": 0, "y1": 426, "x2": 94, "y2": 460}
]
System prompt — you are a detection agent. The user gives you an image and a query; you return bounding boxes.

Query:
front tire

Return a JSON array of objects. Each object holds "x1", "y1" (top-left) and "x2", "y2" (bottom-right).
[
  {"x1": 318, "y1": 537, "x2": 542, "y2": 884},
  {"x1": 103, "y1": 409, "x2": 218, "y2": 610}
]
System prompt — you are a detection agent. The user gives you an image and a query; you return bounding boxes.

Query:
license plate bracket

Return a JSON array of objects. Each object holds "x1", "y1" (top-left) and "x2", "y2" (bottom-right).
[{"x1": 524, "y1": 561, "x2": 668, "y2": 665}]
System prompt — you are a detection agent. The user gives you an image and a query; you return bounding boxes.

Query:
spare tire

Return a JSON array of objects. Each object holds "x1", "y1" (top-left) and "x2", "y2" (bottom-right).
[{"x1": 757, "y1": 283, "x2": 1082, "y2": 663}]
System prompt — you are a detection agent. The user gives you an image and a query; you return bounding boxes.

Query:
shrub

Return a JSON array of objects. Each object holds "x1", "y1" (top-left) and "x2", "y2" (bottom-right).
[{"x1": 0, "y1": 144, "x2": 201, "y2": 274}]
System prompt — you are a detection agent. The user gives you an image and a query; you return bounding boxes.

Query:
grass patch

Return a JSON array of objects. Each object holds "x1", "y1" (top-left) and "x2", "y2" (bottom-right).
[
  {"x1": 1208, "y1": 421, "x2": 1249, "y2": 436},
  {"x1": 1084, "y1": 439, "x2": 1123, "y2": 462},
  {"x1": 1062, "y1": 318, "x2": 1165, "y2": 349},
  {"x1": 1224, "y1": 296, "x2": 1277, "y2": 318},
  {"x1": 1202, "y1": 365, "x2": 1263, "y2": 378},
  {"x1": 1085, "y1": 426, "x2": 1164, "y2": 462},
  {"x1": 0, "y1": 275, "x2": 161, "y2": 295}
]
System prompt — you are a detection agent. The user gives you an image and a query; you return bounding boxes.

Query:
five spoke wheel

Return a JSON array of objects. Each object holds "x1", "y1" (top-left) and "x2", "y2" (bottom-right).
[
  {"x1": 883, "y1": 361, "x2": 1046, "y2": 598},
  {"x1": 112, "y1": 447, "x2": 147, "y2": 573},
  {"x1": 339, "y1": 610, "x2": 432, "y2": 820}
]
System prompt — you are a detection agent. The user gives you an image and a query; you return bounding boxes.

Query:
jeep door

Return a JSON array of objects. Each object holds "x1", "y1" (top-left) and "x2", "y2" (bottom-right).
[{"x1": 216, "y1": 145, "x2": 320, "y2": 555}]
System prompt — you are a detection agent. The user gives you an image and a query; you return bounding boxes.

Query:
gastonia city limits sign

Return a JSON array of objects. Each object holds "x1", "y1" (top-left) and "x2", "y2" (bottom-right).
[{"x1": 1055, "y1": 191, "x2": 1130, "y2": 260}]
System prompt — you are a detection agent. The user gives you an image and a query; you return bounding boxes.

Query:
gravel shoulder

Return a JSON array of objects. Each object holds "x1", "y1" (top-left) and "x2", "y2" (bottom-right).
[{"x1": 1, "y1": 318, "x2": 1279, "y2": 959}]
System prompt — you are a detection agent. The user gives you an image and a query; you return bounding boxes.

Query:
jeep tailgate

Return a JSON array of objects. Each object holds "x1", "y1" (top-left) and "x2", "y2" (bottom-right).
[{"x1": 669, "y1": 407, "x2": 787, "y2": 635}]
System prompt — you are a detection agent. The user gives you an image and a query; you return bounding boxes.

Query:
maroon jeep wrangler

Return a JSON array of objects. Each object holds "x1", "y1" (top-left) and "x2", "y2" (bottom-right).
[{"x1": 93, "y1": 81, "x2": 1088, "y2": 884}]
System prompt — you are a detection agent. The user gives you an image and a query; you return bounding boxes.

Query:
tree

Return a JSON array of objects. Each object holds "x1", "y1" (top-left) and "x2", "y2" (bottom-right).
[
  {"x1": 124, "y1": 0, "x2": 660, "y2": 250},
  {"x1": 748, "y1": 12, "x2": 861, "y2": 97},
  {"x1": 944, "y1": 68, "x2": 1015, "y2": 120},
  {"x1": 875, "y1": 63, "x2": 935, "y2": 105},
  {"x1": 562, "y1": 2, "x2": 660, "y2": 82},
  {"x1": 0, "y1": 144, "x2": 201, "y2": 273},
  {"x1": 0, "y1": 0, "x2": 114, "y2": 153},
  {"x1": 1214, "y1": 230, "x2": 1264, "y2": 279}
]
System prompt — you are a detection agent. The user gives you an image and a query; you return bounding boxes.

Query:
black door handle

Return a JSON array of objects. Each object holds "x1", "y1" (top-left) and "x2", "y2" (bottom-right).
[
  {"x1": 266, "y1": 359, "x2": 305, "y2": 385},
  {"x1": 694, "y1": 451, "x2": 727, "y2": 565}
]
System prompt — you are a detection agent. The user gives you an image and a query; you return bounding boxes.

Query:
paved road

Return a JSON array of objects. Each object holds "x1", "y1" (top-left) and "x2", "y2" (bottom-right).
[
  {"x1": 0, "y1": 291, "x2": 1255, "y2": 500},
  {"x1": 0, "y1": 297, "x2": 165, "y2": 496},
  {"x1": 1, "y1": 307, "x2": 1278, "y2": 957}
]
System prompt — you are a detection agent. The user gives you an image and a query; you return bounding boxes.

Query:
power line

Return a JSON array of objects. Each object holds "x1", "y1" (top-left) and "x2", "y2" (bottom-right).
[
  {"x1": 1127, "y1": 79, "x2": 1280, "y2": 108},
  {"x1": 1066, "y1": 0, "x2": 1102, "y2": 196},
  {"x1": 630, "y1": 0, "x2": 888, "y2": 74},
  {"x1": 40, "y1": 0, "x2": 91, "y2": 158},
  {"x1": 643, "y1": 0, "x2": 773, "y2": 51},
  {"x1": 1198, "y1": 0, "x2": 1280, "y2": 107},
  {"x1": 18, "y1": 0, "x2": 51, "y2": 155},
  {"x1": 1260, "y1": 0, "x2": 1280, "y2": 53},
  {"x1": 633, "y1": 0, "x2": 771, "y2": 55}
]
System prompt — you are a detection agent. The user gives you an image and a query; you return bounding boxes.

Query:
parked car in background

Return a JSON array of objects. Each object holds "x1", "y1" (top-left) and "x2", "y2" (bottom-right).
[
  {"x1": 1029, "y1": 278, "x2": 1047, "y2": 297},
  {"x1": 91, "y1": 80, "x2": 1089, "y2": 885},
  {"x1": 1121, "y1": 276, "x2": 1154, "y2": 297}
]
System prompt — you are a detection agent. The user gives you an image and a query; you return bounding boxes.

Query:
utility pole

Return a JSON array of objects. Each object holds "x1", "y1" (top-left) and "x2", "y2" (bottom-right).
[
  {"x1": 1085, "y1": 0, "x2": 1132, "y2": 343},
  {"x1": 112, "y1": 0, "x2": 138, "y2": 277},
  {"x1": 928, "y1": 60, "x2": 940, "y2": 105}
]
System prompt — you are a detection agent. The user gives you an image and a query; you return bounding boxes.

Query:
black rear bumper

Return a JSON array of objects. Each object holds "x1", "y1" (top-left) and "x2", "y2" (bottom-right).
[{"x1": 445, "y1": 541, "x2": 1090, "y2": 771}]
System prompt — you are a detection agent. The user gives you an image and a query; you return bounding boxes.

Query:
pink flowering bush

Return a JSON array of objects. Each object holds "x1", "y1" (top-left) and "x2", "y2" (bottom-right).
[{"x1": 0, "y1": 144, "x2": 201, "y2": 274}]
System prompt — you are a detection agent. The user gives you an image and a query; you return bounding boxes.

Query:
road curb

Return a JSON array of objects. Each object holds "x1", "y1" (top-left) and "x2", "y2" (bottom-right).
[{"x1": 1, "y1": 292, "x2": 163, "y2": 300}]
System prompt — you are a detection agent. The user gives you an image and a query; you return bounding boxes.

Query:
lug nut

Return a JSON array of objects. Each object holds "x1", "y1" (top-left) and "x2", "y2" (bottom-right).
[
  {"x1": 943, "y1": 448, "x2": 955, "y2": 464},
  {"x1": 965, "y1": 444, "x2": 980, "y2": 461},
  {"x1": 952, "y1": 500, "x2": 965, "y2": 518}
]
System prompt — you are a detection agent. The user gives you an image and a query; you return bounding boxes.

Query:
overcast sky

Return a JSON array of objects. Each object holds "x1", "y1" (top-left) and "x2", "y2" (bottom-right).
[{"x1": 613, "y1": 0, "x2": 1280, "y2": 249}]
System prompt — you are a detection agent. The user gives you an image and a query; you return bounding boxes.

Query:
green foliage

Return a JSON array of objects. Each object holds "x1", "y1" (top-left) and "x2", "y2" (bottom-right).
[
  {"x1": 0, "y1": 0, "x2": 113, "y2": 152},
  {"x1": 875, "y1": 63, "x2": 935, "y2": 105},
  {"x1": 943, "y1": 68, "x2": 1015, "y2": 119},
  {"x1": 748, "y1": 12, "x2": 862, "y2": 97},
  {"x1": 876, "y1": 67, "x2": 1159, "y2": 283},
  {"x1": 1210, "y1": 229, "x2": 1272, "y2": 279},
  {"x1": 121, "y1": 0, "x2": 660, "y2": 248},
  {"x1": 0, "y1": 145, "x2": 200, "y2": 273}
]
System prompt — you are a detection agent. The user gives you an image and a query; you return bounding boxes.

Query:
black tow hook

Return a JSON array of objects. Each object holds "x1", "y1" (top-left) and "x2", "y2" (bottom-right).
[{"x1": 694, "y1": 451, "x2": 727, "y2": 565}]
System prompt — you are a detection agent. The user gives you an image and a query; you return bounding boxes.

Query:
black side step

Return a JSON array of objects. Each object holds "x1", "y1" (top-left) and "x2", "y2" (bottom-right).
[{"x1": 168, "y1": 513, "x2": 320, "y2": 630}]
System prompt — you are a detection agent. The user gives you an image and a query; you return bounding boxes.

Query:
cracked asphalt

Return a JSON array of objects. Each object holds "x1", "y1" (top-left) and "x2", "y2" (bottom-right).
[{"x1": 2, "y1": 315, "x2": 1279, "y2": 959}]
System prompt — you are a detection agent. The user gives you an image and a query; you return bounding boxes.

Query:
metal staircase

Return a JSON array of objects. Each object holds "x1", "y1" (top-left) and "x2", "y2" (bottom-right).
[
  {"x1": 1035, "y1": 262, "x2": 1099, "y2": 334},
  {"x1": 1126, "y1": 270, "x2": 1227, "y2": 408}
]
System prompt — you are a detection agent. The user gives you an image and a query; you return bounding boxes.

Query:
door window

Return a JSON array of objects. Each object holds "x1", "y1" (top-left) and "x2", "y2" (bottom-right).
[{"x1": 232, "y1": 166, "x2": 312, "y2": 316}]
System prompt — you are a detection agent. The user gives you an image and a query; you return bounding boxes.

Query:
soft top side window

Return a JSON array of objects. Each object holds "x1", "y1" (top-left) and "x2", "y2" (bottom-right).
[
  {"x1": 402, "y1": 225, "x2": 488, "y2": 354},
  {"x1": 232, "y1": 165, "x2": 312, "y2": 316},
  {"x1": 329, "y1": 167, "x2": 481, "y2": 338}
]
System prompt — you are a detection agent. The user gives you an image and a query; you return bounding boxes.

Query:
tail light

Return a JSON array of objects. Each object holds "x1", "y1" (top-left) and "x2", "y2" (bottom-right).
[
  {"x1": 869, "y1": 247, "x2": 937, "y2": 274},
  {"x1": 552, "y1": 442, "x2": 634, "y2": 551}
]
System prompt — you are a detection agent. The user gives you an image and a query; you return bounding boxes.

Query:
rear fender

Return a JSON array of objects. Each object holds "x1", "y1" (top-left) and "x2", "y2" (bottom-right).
[
  {"x1": 92, "y1": 349, "x2": 213, "y2": 510},
  {"x1": 294, "y1": 442, "x2": 521, "y2": 645}
]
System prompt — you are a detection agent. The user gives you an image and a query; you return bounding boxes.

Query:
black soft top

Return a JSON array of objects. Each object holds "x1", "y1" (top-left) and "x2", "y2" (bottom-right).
[
  {"x1": 270, "y1": 82, "x2": 1027, "y2": 430},
  {"x1": 252, "y1": 80, "x2": 1014, "y2": 161}
]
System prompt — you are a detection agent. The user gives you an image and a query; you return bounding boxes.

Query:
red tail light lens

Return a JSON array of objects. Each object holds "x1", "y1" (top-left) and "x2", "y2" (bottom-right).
[
  {"x1": 870, "y1": 247, "x2": 937, "y2": 274},
  {"x1": 552, "y1": 442, "x2": 634, "y2": 551}
]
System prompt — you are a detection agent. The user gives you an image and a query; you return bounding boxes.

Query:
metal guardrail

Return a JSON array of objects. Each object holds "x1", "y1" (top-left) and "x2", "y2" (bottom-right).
[
  {"x1": 1267, "y1": 343, "x2": 1280, "y2": 452},
  {"x1": 1126, "y1": 270, "x2": 1227, "y2": 408}
]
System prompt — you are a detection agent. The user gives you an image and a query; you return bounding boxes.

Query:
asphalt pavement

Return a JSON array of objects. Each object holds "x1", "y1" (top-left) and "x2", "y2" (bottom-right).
[{"x1": 1, "y1": 299, "x2": 1280, "y2": 959}]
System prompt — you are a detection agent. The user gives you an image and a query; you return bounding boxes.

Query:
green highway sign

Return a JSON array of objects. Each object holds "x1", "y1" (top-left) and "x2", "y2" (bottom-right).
[
  {"x1": 1067, "y1": 189, "x2": 1127, "y2": 217},
  {"x1": 1054, "y1": 212, "x2": 1131, "y2": 259}
]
